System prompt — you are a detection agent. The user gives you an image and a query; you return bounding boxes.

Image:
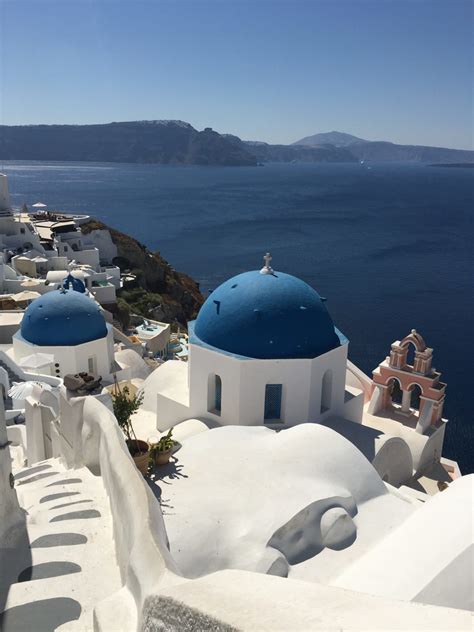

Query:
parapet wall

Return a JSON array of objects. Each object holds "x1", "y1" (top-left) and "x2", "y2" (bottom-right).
[
  {"x1": 0, "y1": 398, "x2": 23, "y2": 536},
  {"x1": 0, "y1": 349, "x2": 62, "y2": 388},
  {"x1": 58, "y1": 392, "x2": 181, "y2": 630},
  {"x1": 0, "y1": 398, "x2": 26, "y2": 613}
]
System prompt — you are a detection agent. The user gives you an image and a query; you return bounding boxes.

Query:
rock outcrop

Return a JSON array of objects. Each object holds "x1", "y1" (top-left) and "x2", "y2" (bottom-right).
[{"x1": 81, "y1": 220, "x2": 203, "y2": 328}]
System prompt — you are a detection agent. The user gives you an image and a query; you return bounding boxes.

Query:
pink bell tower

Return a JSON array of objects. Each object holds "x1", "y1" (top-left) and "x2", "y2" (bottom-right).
[{"x1": 369, "y1": 330, "x2": 446, "y2": 432}]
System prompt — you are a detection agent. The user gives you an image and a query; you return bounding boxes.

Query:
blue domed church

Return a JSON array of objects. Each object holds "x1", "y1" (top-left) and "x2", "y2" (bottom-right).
[
  {"x1": 13, "y1": 287, "x2": 115, "y2": 379},
  {"x1": 151, "y1": 255, "x2": 364, "y2": 431}
]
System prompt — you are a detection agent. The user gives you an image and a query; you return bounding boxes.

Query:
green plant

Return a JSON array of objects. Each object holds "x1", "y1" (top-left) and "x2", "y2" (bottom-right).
[
  {"x1": 149, "y1": 428, "x2": 174, "y2": 457},
  {"x1": 111, "y1": 379, "x2": 144, "y2": 453},
  {"x1": 116, "y1": 298, "x2": 131, "y2": 329}
]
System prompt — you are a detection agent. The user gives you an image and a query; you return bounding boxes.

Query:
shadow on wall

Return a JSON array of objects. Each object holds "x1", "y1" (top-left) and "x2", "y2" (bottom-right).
[
  {"x1": 0, "y1": 522, "x2": 31, "y2": 615},
  {"x1": 267, "y1": 495, "x2": 358, "y2": 565},
  {"x1": 0, "y1": 597, "x2": 81, "y2": 631}
]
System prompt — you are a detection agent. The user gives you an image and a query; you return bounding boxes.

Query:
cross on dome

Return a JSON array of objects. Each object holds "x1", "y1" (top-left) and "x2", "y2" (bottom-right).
[{"x1": 260, "y1": 252, "x2": 274, "y2": 275}]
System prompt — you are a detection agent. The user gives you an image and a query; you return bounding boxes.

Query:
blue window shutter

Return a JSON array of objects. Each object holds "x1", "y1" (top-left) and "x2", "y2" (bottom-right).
[
  {"x1": 215, "y1": 375, "x2": 222, "y2": 412},
  {"x1": 264, "y1": 384, "x2": 282, "y2": 421}
]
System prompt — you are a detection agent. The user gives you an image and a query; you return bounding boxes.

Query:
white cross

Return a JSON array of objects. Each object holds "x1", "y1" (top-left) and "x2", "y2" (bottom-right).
[{"x1": 260, "y1": 252, "x2": 273, "y2": 274}]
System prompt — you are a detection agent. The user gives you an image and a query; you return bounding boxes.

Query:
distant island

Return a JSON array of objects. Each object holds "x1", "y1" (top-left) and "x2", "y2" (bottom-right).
[
  {"x1": 428, "y1": 163, "x2": 474, "y2": 168},
  {"x1": 292, "y1": 131, "x2": 474, "y2": 164},
  {"x1": 0, "y1": 122, "x2": 472, "y2": 166}
]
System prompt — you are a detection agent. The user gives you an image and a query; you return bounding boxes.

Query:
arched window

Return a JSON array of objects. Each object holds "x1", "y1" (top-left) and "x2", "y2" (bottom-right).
[
  {"x1": 388, "y1": 377, "x2": 403, "y2": 405},
  {"x1": 405, "y1": 343, "x2": 416, "y2": 368},
  {"x1": 320, "y1": 369, "x2": 332, "y2": 414},
  {"x1": 207, "y1": 374, "x2": 222, "y2": 415},
  {"x1": 264, "y1": 384, "x2": 283, "y2": 422},
  {"x1": 410, "y1": 384, "x2": 422, "y2": 410}
]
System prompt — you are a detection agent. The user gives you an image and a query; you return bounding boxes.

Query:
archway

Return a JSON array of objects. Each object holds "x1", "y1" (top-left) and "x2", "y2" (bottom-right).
[
  {"x1": 320, "y1": 369, "x2": 332, "y2": 414},
  {"x1": 409, "y1": 384, "x2": 422, "y2": 411},
  {"x1": 404, "y1": 342, "x2": 416, "y2": 368},
  {"x1": 207, "y1": 374, "x2": 222, "y2": 416},
  {"x1": 387, "y1": 377, "x2": 403, "y2": 406}
]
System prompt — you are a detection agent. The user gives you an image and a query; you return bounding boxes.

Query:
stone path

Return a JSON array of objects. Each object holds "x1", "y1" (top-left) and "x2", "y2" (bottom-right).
[{"x1": 0, "y1": 459, "x2": 123, "y2": 631}]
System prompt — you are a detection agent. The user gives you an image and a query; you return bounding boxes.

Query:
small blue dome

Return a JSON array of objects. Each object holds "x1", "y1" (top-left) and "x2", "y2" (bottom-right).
[
  {"x1": 21, "y1": 289, "x2": 107, "y2": 346},
  {"x1": 194, "y1": 270, "x2": 340, "y2": 359},
  {"x1": 63, "y1": 273, "x2": 86, "y2": 293}
]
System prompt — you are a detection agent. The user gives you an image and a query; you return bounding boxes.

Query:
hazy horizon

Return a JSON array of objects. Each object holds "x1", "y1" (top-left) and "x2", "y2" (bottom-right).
[{"x1": 1, "y1": 0, "x2": 472, "y2": 150}]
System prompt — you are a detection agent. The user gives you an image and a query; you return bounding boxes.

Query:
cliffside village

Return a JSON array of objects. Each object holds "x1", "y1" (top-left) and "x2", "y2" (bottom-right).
[{"x1": 0, "y1": 171, "x2": 471, "y2": 632}]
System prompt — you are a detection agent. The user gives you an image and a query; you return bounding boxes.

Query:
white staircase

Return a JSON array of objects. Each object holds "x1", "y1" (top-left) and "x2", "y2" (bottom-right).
[{"x1": 1, "y1": 459, "x2": 129, "y2": 632}]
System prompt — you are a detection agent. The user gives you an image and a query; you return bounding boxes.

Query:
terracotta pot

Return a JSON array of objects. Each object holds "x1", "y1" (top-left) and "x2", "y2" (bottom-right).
[
  {"x1": 127, "y1": 439, "x2": 150, "y2": 476},
  {"x1": 154, "y1": 449, "x2": 172, "y2": 466}
]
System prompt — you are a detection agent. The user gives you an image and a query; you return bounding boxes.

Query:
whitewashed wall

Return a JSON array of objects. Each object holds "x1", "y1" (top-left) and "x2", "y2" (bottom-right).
[
  {"x1": 84, "y1": 229, "x2": 118, "y2": 264},
  {"x1": 57, "y1": 393, "x2": 181, "y2": 630},
  {"x1": 0, "y1": 398, "x2": 23, "y2": 542},
  {"x1": 187, "y1": 341, "x2": 348, "y2": 427},
  {"x1": 13, "y1": 326, "x2": 114, "y2": 379}
]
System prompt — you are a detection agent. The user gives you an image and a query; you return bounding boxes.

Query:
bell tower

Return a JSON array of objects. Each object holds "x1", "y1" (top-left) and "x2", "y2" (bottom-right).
[{"x1": 368, "y1": 330, "x2": 446, "y2": 433}]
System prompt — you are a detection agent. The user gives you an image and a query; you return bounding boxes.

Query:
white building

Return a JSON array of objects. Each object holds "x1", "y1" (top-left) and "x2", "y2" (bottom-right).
[
  {"x1": 0, "y1": 175, "x2": 45, "y2": 256},
  {"x1": 0, "y1": 173, "x2": 120, "y2": 307},
  {"x1": 133, "y1": 319, "x2": 171, "y2": 357}
]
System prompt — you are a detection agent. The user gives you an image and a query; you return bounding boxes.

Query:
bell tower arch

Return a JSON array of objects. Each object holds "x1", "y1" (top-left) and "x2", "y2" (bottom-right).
[{"x1": 368, "y1": 330, "x2": 446, "y2": 432}]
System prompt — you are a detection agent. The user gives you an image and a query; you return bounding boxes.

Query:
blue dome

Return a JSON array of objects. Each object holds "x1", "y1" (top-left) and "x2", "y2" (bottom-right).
[
  {"x1": 193, "y1": 270, "x2": 340, "y2": 359},
  {"x1": 21, "y1": 289, "x2": 107, "y2": 346},
  {"x1": 63, "y1": 273, "x2": 86, "y2": 293}
]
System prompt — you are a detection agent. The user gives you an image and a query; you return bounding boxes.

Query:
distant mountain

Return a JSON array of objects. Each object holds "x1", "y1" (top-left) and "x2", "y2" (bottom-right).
[
  {"x1": 1, "y1": 121, "x2": 472, "y2": 165},
  {"x1": 242, "y1": 141, "x2": 357, "y2": 163},
  {"x1": 294, "y1": 131, "x2": 368, "y2": 147},
  {"x1": 0, "y1": 121, "x2": 257, "y2": 167},
  {"x1": 293, "y1": 131, "x2": 474, "y2": 163},
  {"x1": 347, "y1": 141, "x2": 474, "y2": 164},
  {"x1": 222, "y1": 135, "x2": 356, "y2": 163}
]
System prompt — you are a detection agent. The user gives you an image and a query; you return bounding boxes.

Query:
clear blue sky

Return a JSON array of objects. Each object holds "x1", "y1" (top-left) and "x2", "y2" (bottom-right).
[{"x1": 1, "y1": 0, "x2": 472, "y2": 148}]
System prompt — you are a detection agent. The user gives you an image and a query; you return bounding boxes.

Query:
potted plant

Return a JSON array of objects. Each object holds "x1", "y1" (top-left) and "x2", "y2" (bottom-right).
[
  {"x1": 111, "y1": 381, "x2": 148, "y2": 476},
  {"x1": 149, "y1": 428, "x2": 175, "y2": 466}
]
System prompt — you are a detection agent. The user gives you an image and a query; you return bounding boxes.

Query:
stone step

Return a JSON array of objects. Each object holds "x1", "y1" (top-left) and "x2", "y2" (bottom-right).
[{"x1": 2, "y1": 459, "x2": 125, "y2": 632}]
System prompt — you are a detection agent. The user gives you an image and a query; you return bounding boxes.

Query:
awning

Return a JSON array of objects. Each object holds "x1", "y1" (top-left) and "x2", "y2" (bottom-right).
[
  {"x1": 21, "y1": 278, "x2": 41, "y2": 288},
  {"x1": 13, "y1": 290, "x2": 41, "y2": 302}
]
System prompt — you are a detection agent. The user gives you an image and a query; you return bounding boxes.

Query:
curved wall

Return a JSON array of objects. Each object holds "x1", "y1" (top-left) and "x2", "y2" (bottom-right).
[{"x1": 58, "y1": 393, "x2": 181, "y2": 630}]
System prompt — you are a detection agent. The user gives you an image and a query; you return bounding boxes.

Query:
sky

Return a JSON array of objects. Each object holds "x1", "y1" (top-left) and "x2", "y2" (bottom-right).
[{"x1": 0, "y1": 0, "x2": 472, "y2": 149}]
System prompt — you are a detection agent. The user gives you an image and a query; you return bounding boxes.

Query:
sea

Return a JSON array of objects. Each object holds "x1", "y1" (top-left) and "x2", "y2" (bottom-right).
[{"x1": 3, "y1": 160, "x2": 473, "y2": 473}]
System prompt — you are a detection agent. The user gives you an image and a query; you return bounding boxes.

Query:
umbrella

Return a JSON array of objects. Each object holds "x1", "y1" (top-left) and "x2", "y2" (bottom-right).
[
  {"x1": 32, "y1": 202, "x2": 47, "y2": 209},
  {"x1": 13, "y1": 290, "x2": 41, "y2": 303},
  {"x1": 18, "y1": 353, "x2": 54, "y2": 370},
  {"x1": 20, "y1": 278, "x2": 40, "y2": 288},
  {"x1": 8, "y1": 381, "x2": 52, "y2": 400}
]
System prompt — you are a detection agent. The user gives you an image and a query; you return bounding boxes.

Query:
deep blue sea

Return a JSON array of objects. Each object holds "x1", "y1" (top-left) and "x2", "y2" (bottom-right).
[{"x1": 3, "y1": 160, "x2": 473, "y2": 473}]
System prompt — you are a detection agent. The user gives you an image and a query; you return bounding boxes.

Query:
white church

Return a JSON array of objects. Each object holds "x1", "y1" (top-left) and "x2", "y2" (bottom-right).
[
  {"x1": 146, "y1": 254, "x2": 359, "y2": 427},
  {"x1": 140, "y1": 254, "x2": 448, "y2": 488},
  {"x1": 12, "y1": 280, "x2": 115, "y2": 380}
]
